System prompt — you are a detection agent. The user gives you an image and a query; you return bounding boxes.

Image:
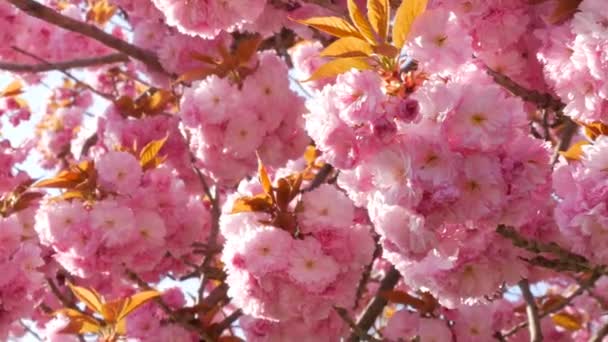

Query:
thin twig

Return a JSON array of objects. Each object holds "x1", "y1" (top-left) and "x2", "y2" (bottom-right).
[
  {"x1": 6, "y1": 0, "x2": 166, "y2": 73},
  {"x1": 124, "y1": 268, "x2": 214, "y2": 342},
  {"x1": 19, "y1": 320, "x2": 42, "y2": 341},
  {"x1": 212, "y1": 309, "x2": 243, "y2": 335},
  {"x1": 46, "y1": 277, "x2": 79, "y2": 311},
  {"x1": 335, "y1": 306, "x2": 381, "y2": 342},
  {"x1": 502, "y1": 270, "x2": 603, "y2": 338},
  {"x1": 0, "y1": 53, "x2": 127, "y2": 72},
  {"x1": 12, "y1": 46, "x2": 113, "y2": 100},
  {"x1": 551, "y1": 118, "x2": 578, "y2": 166},
  {"x1": 349, "y1": 266, "x2": 401, "y2": 341},
  {"x1": 303, "y1": 163, "x2": 334, "y2": 192},
  {"x1": 486, "y1": 66, "x2": 565, "y2": 112},
  {"x1": 590, "y1": 322, "x2": 608, "y2": 342},
  {"x1": 518, "y1": 279, "x2": 543, "y2": 342}
]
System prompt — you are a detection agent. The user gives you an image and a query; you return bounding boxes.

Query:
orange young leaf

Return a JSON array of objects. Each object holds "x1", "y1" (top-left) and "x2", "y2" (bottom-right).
[
  {"x1": 257, "y1": 154, "x2": 273, "y2": 198},
  {"x1": 114, "y1": 96, "x2": 141, "y2": 118},
  {"x1": 115, "y1": 290, "x2": 161, "y2": 322},
  {"x1": 1, "y1": 80, "x2": 23, "y2": 97},
  {"x1": 296, "y1": 16, "x2": 363, "y2": 39},
  {"x1": 231, "y1": 194, "x2": 273, "y2": 214},
  {"x1": 67, "y1": 283, "x2": 105, "y2": 314},
  {"x1": 581, "y1": 121, "x2": 608, "y2": 140},
  {"x1": 176, "y1": 67, "x2": 216, "y2": 84},
  {"x1": 304, "y1": 145, "x2": 318, "y2": 167},
  {"x1": 367, "y1": 0, "x2": 390, "y2": 41},
  {"x1": 54, "y1": 308, "x2": 102, "y2": 335},
  {"x1": 190, "y1": 52, "x2": 219, "y2": 65},
  {"x1": 380, "y1": 290, "x2": 427, "y2": 311},
  {"x1": 275, "y1": 178, "x2": 292, "y2": 211},
  {"x1": 304, "y1": 57, "x2": 372, "y2": 81},
  {"x1": 86, "y1": 0, "x2": 117, "y2": 26},
  {"x1": 139, "y1": 89, "x2": 174, "y2": 115},
  {"x1": 347, "y1": 0, "x2": 378, "y2": 44},
  {"x1": 139, "y1": 135, "x2": 169, "y2": 170},
  {"x1": 392, "y1": 0, "x2": 429, "y2": 48},
  {"x1": 549, "y1": 0, "x2": 583, "y2": 24},
  {"x1": 235, "y1": 34, "x2": 263, "y2": 65},
  {"x1": 551, "y1": 312, "x2": 583, "y2": 331},
  {"x1": 559, "y1": 140, "x2": 589, "y2": 161},
  {"x1": 373, "y1": 43, "x2": 400, "y2": 58},
  {"x1": 320, "y1": 36, "x2": 374, "y2": 58}
]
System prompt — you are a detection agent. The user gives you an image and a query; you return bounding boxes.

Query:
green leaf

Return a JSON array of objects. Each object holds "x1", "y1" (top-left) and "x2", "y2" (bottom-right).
[
  {"x1": 392, "y1": 0, "x2": 428, "y2": 48},
  {"x1": 304, "y1": 57, "x2": 372, "y2": 81},
  {"x1": 320, "y1": 37, "x2": 373, "y2": 57}
]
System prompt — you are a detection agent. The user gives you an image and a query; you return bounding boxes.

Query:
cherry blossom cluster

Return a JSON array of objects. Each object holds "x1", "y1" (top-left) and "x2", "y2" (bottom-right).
[
  {"x1": 35, "y1": 85, "x2": 93, "y2": 169},
  {"x1": 0, "y1": 2, "x2": 111, "y2": 69},
  {"x1": 180, "y1": 51, "x2": 309, "y2": 186},
  {"x1": 34, "y1": 151, "x2": 211, "y2": 280},
  {"x1": 535, "y1": 0, "x2": 608, "y2": 122},
  {"x1": 305, "y1": 21, "x2": 553, "y2": 306},
  {"x1": 0, "y1": 210, "x2": 43, "y2": 340},
  {"x1": 220, "y1": 175, "x2": 374, "y2": 338},
  {"x1": 553, "y1": 136, "x2": 608, "y2": 265}
]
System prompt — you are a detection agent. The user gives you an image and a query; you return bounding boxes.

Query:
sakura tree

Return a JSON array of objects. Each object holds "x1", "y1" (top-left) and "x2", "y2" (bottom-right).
[{"x1": 1, "y1": 0, "x2": 608, "y2": 341}]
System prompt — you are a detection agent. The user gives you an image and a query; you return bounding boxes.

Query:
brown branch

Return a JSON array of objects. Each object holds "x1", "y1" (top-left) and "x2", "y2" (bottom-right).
[
  {"x1": 486, "y1": 66, "x2": 565, "y2": 112},
  {"x1": 518, "y1": 279, "x2": 543, "y2": 342},
  {"x1": 0, "y1": 53, "x2": 128, "y2": 72},
  {"x1": 124, "y1": 269, "x2": 214, "y2": 342},
  {"x1": 590, "y1": 322, "x2": 608, "y2": 342},
  {"x1": 46, "y1": 277, "x2": 79, "y2": 311},
  {"x1": 349, "y1": 266, "x2": 401, "y2": 341},
  {"x1": 12, "y1": 46, "x2": 113, "y2": 100},
  {"x1": 551, "y1": 118, "x2": 578, "y2": 165},
  {"x1": 502, "y1": 270, "x2": 603, "y2": 338},
  {"x1": 211, "y1": 309, "x2": 243, "y2": 336},
  {"x1": 496, "y1": 225, "x2": 588, "y2": 265},
  {"x1": 335, "y1": 306, "x2": 381, "y2": 342},
  {"x1": 6, "y1": 0, "x2": 166, "y2": 73},
  {"x1": 303, "y1": 163, "x2": 334, "y2": 192},
  {"x1": 19, "y1": 320, "x2": 42, "y2": 341}
]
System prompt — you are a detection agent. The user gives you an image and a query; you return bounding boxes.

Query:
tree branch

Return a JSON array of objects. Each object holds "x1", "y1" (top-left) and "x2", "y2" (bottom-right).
[
  {"x1": 124, "y1": 268, "x2": 214, "y2": 342},
  {"x1": 551, "y1": 118, "x2": 578, "y2": 165},
  {"x1": 486, "y1": 66, "x2": 565, "y2": 112},
  {"x1": 335, "y1": 306, "x2": 381, "y2": 342},
  {"x1": 5, "y1": 0, "x2": 166, "y2": 74},
  {"x1": 518, "y1": 279, "x2": 543, "y2": 342},
  {"x1": 590, "y1": 322, "x2": 608, "y2": 342},
  {"x1": 0, "y1": 53, "x2": 128, "y2": 72},
  {"x1": 502, "y1": 270, "x2": 603, "y2": 338},
  {"x1": 349, "y1": 266, "x2": 401, "y2": 341}
]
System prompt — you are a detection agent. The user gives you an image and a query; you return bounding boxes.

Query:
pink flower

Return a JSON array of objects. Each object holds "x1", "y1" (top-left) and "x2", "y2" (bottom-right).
[
  {"x1": 134, "y1": 210, "x2": 166, "y2": 246},
  {"x1": 444, "y1": 83, "x2": 523, "y2": 152},
  {"x1": 237, "y1": 227, "x2": 293, "y2": 277},
  {"x1": 152, "y1": 0, "x2": 265, "y2": 38},
  {"x1": 299, "y1": 184, "x2": 355, "y2": 233},
  {"x1": 333, "y1": 70, "x2": 385, "y2": 125},
  {"x1": 180, "y1": 75, "x2": 237, "y2": 126},
  {"x1": 287, "y1": 238, "x2": 340, "y2": 292},
  {"x1": 406, "y1": 8, "x2": 473, "y2": 73},
  {"x1": 96, "y1": 151, "x2": 142, "y2": 194},
  {"x1": 90, "y1": 200, "x2": 136, "y2": 247}
]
